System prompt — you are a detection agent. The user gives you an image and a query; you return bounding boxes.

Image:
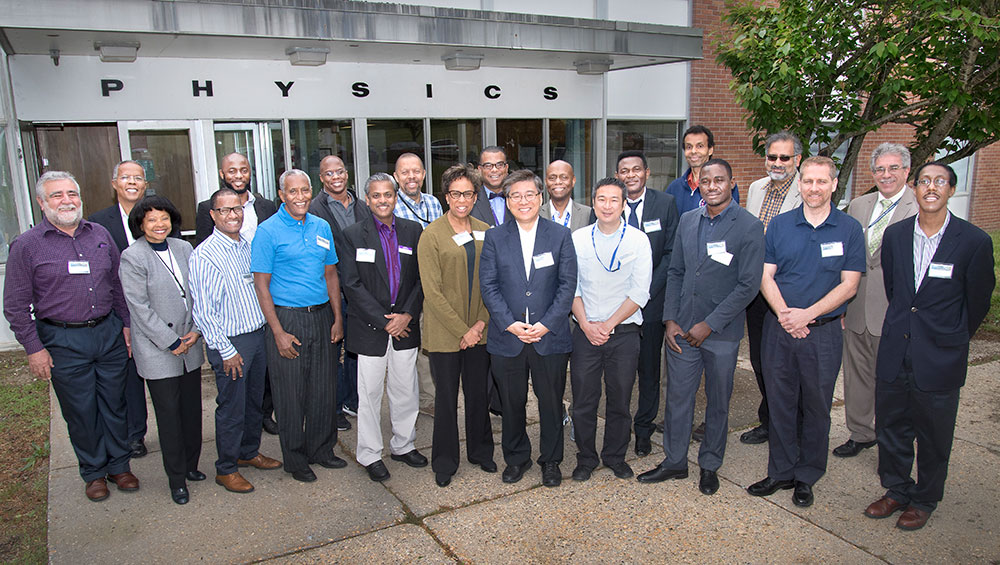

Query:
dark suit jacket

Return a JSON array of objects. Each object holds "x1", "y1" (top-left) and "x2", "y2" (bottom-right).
[
  {"x1": 194, "y1": 193, "x2": 277, "y2": 245},
  {"x1": 479, "y1": 217, "x2": 577, "y2": 357},
  {"x1": 338, "y1": 215, "x2": 423, "y2": 356},
  {"x1": 88, "y1": 204, "x2": 180, "y2": 252},
  {"x1": 663, "y1": 203, "x2": 764, "y2": 341},
  {"x1": 470, "y1": 185, "x2": 512, "y2": 227},
  {"x1": 876, "y1": 215, "x2": 995, "y2": 391},
  {"x1": 308, "y1": 190, "x2": 371, "y2": 268}
]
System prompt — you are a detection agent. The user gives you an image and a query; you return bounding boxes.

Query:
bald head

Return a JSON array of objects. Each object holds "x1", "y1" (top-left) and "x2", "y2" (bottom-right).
[{"x1": 319, "y1": 155, "x2": 350, "y2": 197}]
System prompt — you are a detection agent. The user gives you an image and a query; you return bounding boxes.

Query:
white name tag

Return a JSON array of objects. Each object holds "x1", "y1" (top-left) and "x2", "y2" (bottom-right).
[
  {"x1": 398, "y1": 245, "x2": 413, "y2": 255},
  {"x1": 707, "y1": 241, "x2": 727, "y2": 255},
  {"x1": 356, "y1": 248, "x2": 376, "y2": 263},
  {"x1": 532, "y1": 251, "x2": 555, "y2": 269},
  {"x1": 711, "y1": 252, "x2": 733, "y2": 266},
  {"x1": 473, "y1": 230, "x2": 486, "y2": 241},
  {"x1": 928, "y1": 262, "x2": 953, "y2": 279},
  {"x1": 241, "y1": 273, "x2": 254, "y2": 284},
  {"x1": 316, "y1": 235, "x2": 330, "y2": 250},
  {"x1": 820, "y1": 241, "x2": 844, "y2": 257},
  {"x1": 643, "y1": 219, "x2": 661, "y2": 233},
  {"x1": 67, "y1": 261, "x2": 90, "y2": 274},
  {"x1": 452, "y1": 231, "x2": 474, "y2": 246}
]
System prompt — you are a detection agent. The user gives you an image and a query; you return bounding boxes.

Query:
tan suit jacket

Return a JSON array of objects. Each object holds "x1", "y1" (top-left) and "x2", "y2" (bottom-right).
[
  {"x1": 745, "y1": 174, "x2": 802, "y2": 220},
  {"x1": 843, "y1": 188, "x2": 918, "y2": 335}
]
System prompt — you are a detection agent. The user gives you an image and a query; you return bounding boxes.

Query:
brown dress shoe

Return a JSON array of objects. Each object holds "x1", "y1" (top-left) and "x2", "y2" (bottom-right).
[
  {"x1": 237, "y1": 454, "x2": 282, "y2": 470},
  {"x1": 107, "y1": 471, "x2": 140, "y2": 491},
  {"x1": 86, "y1": 478, "x2": 109, "y2": 501},
  {"x1": 215, "y1": 472, "x2": 255, "y2": 493},
  {"x1": 864, "y1": 496, "x2": 907, "y2": 519},
  {"x1": 896, "y1": 506, "x2": 931, "y2": 530}
]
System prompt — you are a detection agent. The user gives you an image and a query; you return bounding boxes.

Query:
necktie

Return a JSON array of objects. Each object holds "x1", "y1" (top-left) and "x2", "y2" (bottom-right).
[
  {"x1": 867, "y1": 198, "x2": 892, "y2": 255},
  {"x1": 627, "y1": 200, "x2": 641, "y2": 228}
]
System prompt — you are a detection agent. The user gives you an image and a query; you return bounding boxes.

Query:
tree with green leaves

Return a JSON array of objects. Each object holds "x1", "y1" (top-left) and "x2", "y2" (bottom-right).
[{"x1": 717, "y1": 0, "x2": 1000, "y2": 202}]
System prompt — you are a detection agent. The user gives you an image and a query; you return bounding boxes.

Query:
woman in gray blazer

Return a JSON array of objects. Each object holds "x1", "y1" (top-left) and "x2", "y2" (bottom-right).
[{"x1": 120, "y1": 196, "x2": 204, "y2": 505}]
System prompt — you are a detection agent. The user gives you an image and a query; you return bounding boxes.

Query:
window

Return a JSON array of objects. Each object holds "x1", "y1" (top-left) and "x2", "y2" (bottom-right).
[
  {"x1": 368, "y1": 119, "x2": 425, "y2": 178},
  {"x1": 549, "y1": 119, "x2": 594, "y2": 201},
  {"x1": 429, "y1": 119, "x2": 482, "y2": 201},
  {"x1": 496, "y1": 119, "x2": 544, "y2": 177},
  {"x1": 0, "y1": 128, "x2": 17, "y2": 263},
  {"x1": 607, "y1": 121, "x2": 682, "y2": 192},
  {"x1": 289, "y1": 120, "x2": 354, "y2": 194}
]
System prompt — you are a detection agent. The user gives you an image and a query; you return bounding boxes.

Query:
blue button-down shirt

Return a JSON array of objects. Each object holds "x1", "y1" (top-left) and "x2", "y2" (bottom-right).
[
  {"x1": 250, "y1": 204, "x2": 339, "y2": 307},
  {"x1": 394, "y1": 191, "x2": 443, "y2": 228},
  {"x1": 764, "y1": 204, "x2": 865, "y2": 317}
]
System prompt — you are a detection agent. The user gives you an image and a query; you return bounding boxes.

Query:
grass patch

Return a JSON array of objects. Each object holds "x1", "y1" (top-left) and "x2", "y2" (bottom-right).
[
  {"x1": 978, "y1": 230, "x2": 1000, "y2": 340},
  {"x1": 0, "y1": 351, "x2": 50, "y2": 564}
]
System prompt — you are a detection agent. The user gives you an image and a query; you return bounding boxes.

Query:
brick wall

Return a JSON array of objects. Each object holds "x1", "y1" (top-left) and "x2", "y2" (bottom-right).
[{"x1": 969, "y1": 144, "x2": 1000, "y2": 231}]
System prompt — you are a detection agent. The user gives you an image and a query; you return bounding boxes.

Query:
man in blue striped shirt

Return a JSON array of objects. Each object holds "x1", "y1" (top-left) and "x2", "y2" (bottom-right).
[{"x1": 189, "y1": 188, "x2": 282, "y2": 494}]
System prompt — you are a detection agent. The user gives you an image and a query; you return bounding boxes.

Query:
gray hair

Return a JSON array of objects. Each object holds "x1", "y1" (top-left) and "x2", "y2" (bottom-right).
[
  {"x1": 278, "y1": 169, "x2": 311, "y2": 191},
  {"x1": 363, "y1": 172, "x2": 398, "y2": 196},
  {"x1": 764, "y1": 131, "x2": 803, "y2": 156},
  {"x1": 112, "y1": 160, "x2": 144, "y2": 181},
  {"x1": 870, "y1": 142, "x2": 911, "y2": 171},
  {"x1": 501, "y1": 169, "x2": 544, "y2": 197},
  {"x1": 35, "y1": 171, "x2": 81, "y2": 199}
]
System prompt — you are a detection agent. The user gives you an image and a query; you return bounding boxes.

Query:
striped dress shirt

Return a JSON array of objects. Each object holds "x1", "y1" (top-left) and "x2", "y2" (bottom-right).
[
  {"x1": 188, "y1": 229, "x2": 265, "y2": 359},
  {"x1": 913, "y1": 212, "x2": 951, "y2": 292}
]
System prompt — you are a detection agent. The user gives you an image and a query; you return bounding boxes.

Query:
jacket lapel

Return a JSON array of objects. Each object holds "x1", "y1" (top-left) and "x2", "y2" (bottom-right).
[
  {"x1": 364, "y1": 218, "x2": 391, "y2": 293},
  {"x1": 918, "y1": 218, "x2": 962, "y2": 297},
  {"x1": 507, "y1": 221, "x2": 530, "y2": 286}
]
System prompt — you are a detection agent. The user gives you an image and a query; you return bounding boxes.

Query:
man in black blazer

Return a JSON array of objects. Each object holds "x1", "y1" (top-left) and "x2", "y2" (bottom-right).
[
  {"x1": 864, "y1": 162, "x2": 995, "y2": 531},
  {"x1": 87, "y1": 159, "x2": 155, "y2": 458},
  {"x1": 470, "y1": 146, "x2": 513, "y2": 227},
  {"x1": 613, "y1": 150, "x2": 680, "y2": 456},
  {"x1": 338, "y1": 173, "x2": 425, "y2": 483}
]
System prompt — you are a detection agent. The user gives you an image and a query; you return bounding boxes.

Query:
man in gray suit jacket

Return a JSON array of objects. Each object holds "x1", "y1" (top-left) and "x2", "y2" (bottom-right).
[
  {"x1": 541, "y1": 160, "x2": 591, "y2": 232},
  {"x1": 637, "y1": 159, "x2": 764, "y2": 495},
  {"x1": 835, "y1": 143, "x2": 917, "y2": 458}
]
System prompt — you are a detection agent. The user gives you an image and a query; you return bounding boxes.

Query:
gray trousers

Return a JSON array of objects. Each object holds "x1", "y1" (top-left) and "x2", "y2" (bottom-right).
[{"x1": 842, "y1": 328, "x2": 879, "y2": 443}]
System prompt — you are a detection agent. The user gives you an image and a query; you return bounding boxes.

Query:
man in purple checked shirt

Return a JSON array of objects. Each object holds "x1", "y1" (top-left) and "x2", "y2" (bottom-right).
[{"x1": 3, "y1": 171, "x2": 139, "y2": 503}]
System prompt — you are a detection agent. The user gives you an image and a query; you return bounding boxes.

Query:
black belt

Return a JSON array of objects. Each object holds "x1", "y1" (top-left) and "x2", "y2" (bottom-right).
[
  {"x1": 275, "y1": 301, "x2": 330, "y2": 313},
  {"x1": 612, "y1": 323, "x2": 641, "y2": 334},
  {"x1": 807, "y1": 316, "x2": 840, "y2": 328},
  {"x1": 40, "y1": 313, "x2": 110, "y2": 328}
]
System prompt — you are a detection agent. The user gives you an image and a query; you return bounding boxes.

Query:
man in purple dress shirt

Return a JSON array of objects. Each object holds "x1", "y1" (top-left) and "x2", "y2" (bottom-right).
[{"x1": 3, "y1": 171, "x2": 139, "y2": 502}]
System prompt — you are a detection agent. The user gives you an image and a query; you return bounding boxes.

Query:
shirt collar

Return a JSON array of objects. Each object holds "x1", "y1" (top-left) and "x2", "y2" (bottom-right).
[
  {"x1": 277, "y1": 203, "x2": 307, "y2": 225},
  {"x1": 210, "y1": 227, "x2": 246, "y2": 248},
  {"x1": 41, "y1": 215, "x2": 89, "y2": 236},
  {"x1": 768, "y1": 174, "x2": 797, "y2": 193},
  {"x1": 685, "y1": 168, "x2": 697, "y2": 194},
  {"x1": 627, "y1": 187, "x2": 647, "y2": 203},
  {"x1": 398, "y1": 190, "x2": 422, "y2": 206},
  {"x1": 374, "y1": 214, "x2": 396, "y2": 233},
  {"x1": 794, "y1": 203, "x2": 838, "y2": 227},
  {"x1": 914, "y1": 211, "x2": 951, "y2": 239},
  {"x1": 700, "y1": 198, "x2": 737, "y2": 220},
  {"x1": 879, "y1": 186, "x2": 908, "y2": 206},
  {"x1": 516, "y1": 217, "x2": 539, "y2": 234}
]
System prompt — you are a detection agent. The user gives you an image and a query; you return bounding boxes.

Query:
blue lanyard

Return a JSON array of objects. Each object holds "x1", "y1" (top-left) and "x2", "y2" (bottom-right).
[
  {"x1": 592, "y1": 223, "x2": 625, "y2": 272},
  {"x1": 868, "y1": 199, "x2": 899, "y2": 229},
  {"x1": 553, "y1": 209, "x2": 571, "y2": 227}
]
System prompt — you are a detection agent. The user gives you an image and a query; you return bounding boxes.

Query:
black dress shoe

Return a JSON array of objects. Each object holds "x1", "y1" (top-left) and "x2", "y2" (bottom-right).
[
  {"x1": 501, "y1": 460, "x2": 532, "y2": 483},
  {"x1": 366, "y1": 460, "x2": 391, "y2": 482},
  {"x1": 636, "y1": 465, "x2": 688, "y2": 483},
  {"x1": 170, "y1": 486, "x2": 189, "y2": 505},
  {"x1": 634, "y1": 435, "x2": 652, "y2": 457},
  {"x1": 262, "y1": 416, "x2": 279, "y2": 435},
  {"x1": 571, "y1": 465, "x2": 593, "y2": 482},
  {"x1": 315, "y1": 455, "x2": 347, "y2": 469},
  {"x1": 832, "y1": 439, "x2": 877, "y2": 458},
  {"x1": 185, "y1": 470, "x2": 207, "y2": 481},
  {"x1": 541, "y1": 462, "x2": 561, "y2": 487},
  {"x1": 291, "y1": 468, "x2": 317, "y2": 483},
  {"x1": 435, "y1": 473, "x2": 452, "y2": 487},
  {"x1": 473, "y1": 459, "x2": 498, "y2": 473},
  {"x1": 654, "y1": 421, "x2": 664, "y2": 434},
  {"x1": 391, "y1": 450, "x2": 428, "y2": 468},
  {"x1": 740, "y1": 425, "x2": 769, "y2": 445},
  {"x1": 129, "y1": 440, "x2": 147, "y2": 459},
  {"x1": 747, "y1": 476, "x2": 794, "y2": 496},
  {"x1": 336, "y1": 413, "x2": 352, "y2": 431},
  {"x1": 692, "y1": 422, "x2": 706, "y2": 442},
  {"x1": 608, "y1": 462, "x2": 634, "y2": 479},
  {"x1": 792, "y1": 481, "x2": 814, "y2": 507},
  {"x1": 699, "y1": 469, "x2": 719, "y2": 495}
]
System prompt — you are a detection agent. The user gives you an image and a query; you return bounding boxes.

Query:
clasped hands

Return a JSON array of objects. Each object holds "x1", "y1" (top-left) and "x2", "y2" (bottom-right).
[{"x1": 506, "y1": 321, "x2": 549, "y2": 344}]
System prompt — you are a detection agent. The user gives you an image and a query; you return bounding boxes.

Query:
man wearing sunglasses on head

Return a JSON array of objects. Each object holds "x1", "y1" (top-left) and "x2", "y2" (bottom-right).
[{"x1": 741, "y1": 131, "x2": 804, "y2": 446}]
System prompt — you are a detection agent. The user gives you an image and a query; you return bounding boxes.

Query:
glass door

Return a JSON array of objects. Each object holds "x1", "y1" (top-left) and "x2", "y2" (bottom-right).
[{"x1": 213, "y1": 122, "x2": 284, "y2": 201}]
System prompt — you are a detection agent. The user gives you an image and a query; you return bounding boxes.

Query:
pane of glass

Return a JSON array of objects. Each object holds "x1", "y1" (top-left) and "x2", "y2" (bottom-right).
[
  {"x1": 606, "y1": 121, "x2": 682, "y2": 192},
  {"x1": 496, "y1": 119, "x2": 543, "y2": 178},
  {"x1": 213, "y1": 121, "x2": 284, "y2": 201},
  {"x1": 269, "y1": 122, "x2": 285, "y2": 198},
  {"x1": 429, "y1": 119, "x2": 482, "y2": 202},
  {"x1": 128, "y1": 130, "x2": 197, "y2": 232},
  {"x1": 213, "y1": 126, "x2": 258, "y2": 194},
  {"x1": 368, "y1": 119, "x2": 425, "y2": 179},
  {"x1": 549, "y1": 119, "x2": 594, "y2": 202},
  {"x1": 0, "y1": 128, "x2": 18, "y2": 263},
  {"x1": 289, "y1": 120, "x2": 354, "y2": 195}
]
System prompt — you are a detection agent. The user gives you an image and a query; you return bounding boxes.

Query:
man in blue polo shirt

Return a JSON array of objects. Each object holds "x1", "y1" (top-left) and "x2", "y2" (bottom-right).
[
  {"x1": 251, "y1": 169, "x2": 346, "y2": 483},
  {"x1": 747, "y1": 156, "x2": 864, "y2": 508}
]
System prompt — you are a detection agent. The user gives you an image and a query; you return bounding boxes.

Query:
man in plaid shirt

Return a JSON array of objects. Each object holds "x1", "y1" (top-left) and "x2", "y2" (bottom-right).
[{"x1": 393, "y1": 153, "x2": 443, "y2": 228}]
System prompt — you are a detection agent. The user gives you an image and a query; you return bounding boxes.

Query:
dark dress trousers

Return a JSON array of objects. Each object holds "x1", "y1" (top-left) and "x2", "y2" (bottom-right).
[
  {"x1": 875, "y1": 216, "x2": 995, "y2": 512},
  {"x1": 480, "y1": 217, "x2": 577, "y2": 466}
]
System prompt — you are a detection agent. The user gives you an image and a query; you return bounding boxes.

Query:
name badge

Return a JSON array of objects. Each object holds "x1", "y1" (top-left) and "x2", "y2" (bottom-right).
[
  {"x1": 241, "y1": 273, "x2": 254, "y2": 284},
  {"x1": 452, "y1": 232, "x2": 474, "y2": 246},
  {"x1": 643, "y1": 219, "x2": 662, "y2": 233},
  {"x1": 67, "y1": 261, "x2": 90, "y2": 274},
  {"x1": 398, "y1": 245, "x2": 413, "y2": 255},
  {"x1": 711, "y1": 252, "x2": 733, "y2": 266},
  {"x1": 820, "y1": 241, "x2": 844, "y2": 257},
  {"x1": 928, "y1": 262, "x2": 953, "y2": 279},
  {"x1": 707, "y1": 241, "x2": 727, "y2": 255},
  {"x1": 316, "y1": 235, "x2": 330, "y2": 250},
  {"x1": 356, "y1": 248, "x2": 376, "y2": 263},
  {"x1": 532, "y1": 251, "x2": 555, "y2": 269},
  {"x1": 473, "y1": 230, "x2": 486, "y2": 241}
]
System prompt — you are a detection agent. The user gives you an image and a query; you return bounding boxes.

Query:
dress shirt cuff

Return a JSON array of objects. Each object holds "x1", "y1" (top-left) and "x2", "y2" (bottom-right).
[
  {"x1": 168, "y1": 338, "x2": 182, "y2": 352},
  {"x1": 218, "y1": 342, "x2": 238, "y2": 360},
  {"x1": 22, "y1": 336, "x2": 45, "y2": 356},
  {"x1": 626, "y1": 288, "x2": 650, "y2": 309}
]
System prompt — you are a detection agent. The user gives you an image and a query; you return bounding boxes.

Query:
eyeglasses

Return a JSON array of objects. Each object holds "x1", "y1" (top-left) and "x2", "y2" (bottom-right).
[
  {"x1": 916, "y1": 177, "x2": 950, "y2": 187},
  {"x1": 873, "y1": 165, "x2": 904, "y2": 175},
  {"x1": 507, "y1": 191, "x2": 540, "y2": 202},
  {"x1": 117, "y1": 175, "x2": 145, "y2": 182},
  {"x1": 322, "y1": 169, "x2": 348, "y2": 178},
  {"x1": 447, "y1": 190, "x2": 476, "y2": 200},
  {"x1": 213, "y1": 206, "x2": 245, "y2": 216},
  {"x1": 479, "y1": 162, "x2": 507, "y2": 171},
  {"x1": 766, "y1": 154, "x2": 794, "y2": 162}
]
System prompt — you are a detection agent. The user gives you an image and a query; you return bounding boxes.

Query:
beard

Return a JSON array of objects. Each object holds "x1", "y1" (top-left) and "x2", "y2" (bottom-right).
[
  {"x1": 223, "y1": 180, "x2": 250, "y2": 194},
  {"x1": 768, "y1": 169, "x2": 793, "y2": 182},
  {"x1": 43, "y1": 202, "x2": 82, "y2": 228}
]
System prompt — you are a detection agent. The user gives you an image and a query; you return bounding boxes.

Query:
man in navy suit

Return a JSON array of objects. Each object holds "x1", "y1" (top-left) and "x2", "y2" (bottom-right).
[
  {"x1": 480, "y1": 169, "x2": 577, "y2": 484},
  {"x1": 863, "y1": 162, "x2": 995, "y2": 531},
  {"x1": 614, "y1": 150, "x2": 679, "y2": 457}
]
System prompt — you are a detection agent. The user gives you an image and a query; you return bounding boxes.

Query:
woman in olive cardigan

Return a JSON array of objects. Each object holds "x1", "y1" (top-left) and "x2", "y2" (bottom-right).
[{"x1": 417, "y1": 164, "x2": 495, "y2": 487}]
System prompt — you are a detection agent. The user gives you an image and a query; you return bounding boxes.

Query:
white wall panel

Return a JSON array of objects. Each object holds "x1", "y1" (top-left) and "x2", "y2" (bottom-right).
[{"x1": 607, "y1": 62, "x2": 688, "y2": 120}]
